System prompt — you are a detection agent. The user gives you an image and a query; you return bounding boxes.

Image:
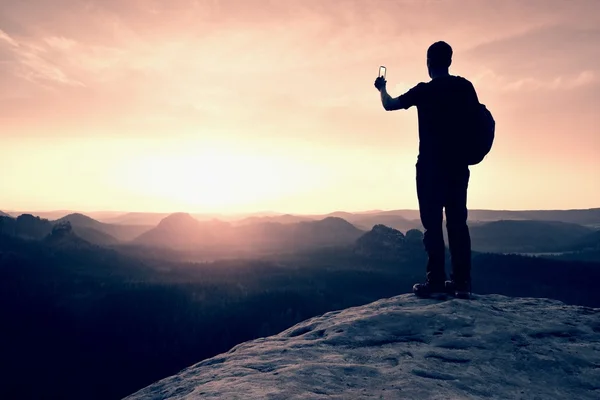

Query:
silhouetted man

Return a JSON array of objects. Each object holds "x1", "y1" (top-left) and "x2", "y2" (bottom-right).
[{"x1": 374, "y1": 41, "x2": 478, "y2": 299}]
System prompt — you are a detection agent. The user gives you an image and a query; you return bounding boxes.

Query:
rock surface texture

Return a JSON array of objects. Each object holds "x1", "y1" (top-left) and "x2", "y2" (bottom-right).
[{"x1": 126, "y1": 294, "x2": 600, "y2": 400}]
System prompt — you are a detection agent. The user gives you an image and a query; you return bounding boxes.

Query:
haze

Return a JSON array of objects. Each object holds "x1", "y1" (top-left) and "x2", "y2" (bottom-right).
[{"x1": 1, "y1": 0, "x2": 599, "y2": 214}]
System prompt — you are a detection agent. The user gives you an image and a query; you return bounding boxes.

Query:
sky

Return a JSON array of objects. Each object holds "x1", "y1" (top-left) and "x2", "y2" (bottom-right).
[{"x1": 1, "y1": 0, "x2": 599, "y2": 214}]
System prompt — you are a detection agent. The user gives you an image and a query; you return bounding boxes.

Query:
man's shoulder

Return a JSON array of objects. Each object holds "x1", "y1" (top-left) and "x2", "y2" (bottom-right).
[
  {"x1": 410, "y1": 81, "x2": 429, "y2": 91},
  {"x1": 407, "y1": 81, "x2": 429, "y2": 97},
  {"x1": 422, "y1": 76, "x2": 473, "y2": 88},
  {"x1": 453, "y1": 75, "x2": 471, "y2": 82},
  {"x1": 453, "y1": 75, "x2": 475, "y2": 88}
]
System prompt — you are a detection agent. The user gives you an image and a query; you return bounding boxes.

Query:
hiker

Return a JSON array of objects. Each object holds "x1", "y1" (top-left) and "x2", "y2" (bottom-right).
[{"x1": 374, "y1": 41, "x2": 483, "y2": 299}]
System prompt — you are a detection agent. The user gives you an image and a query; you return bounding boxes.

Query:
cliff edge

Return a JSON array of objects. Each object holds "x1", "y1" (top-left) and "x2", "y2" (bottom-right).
[{"x1": 126, "y1": 294, "x2": 600, "y2": 399}]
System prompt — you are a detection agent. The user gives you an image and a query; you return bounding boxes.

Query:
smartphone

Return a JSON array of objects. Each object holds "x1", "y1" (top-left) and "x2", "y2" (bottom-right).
[{"x1": 379, "y1": 65, "x2": 386, "y2": 79}]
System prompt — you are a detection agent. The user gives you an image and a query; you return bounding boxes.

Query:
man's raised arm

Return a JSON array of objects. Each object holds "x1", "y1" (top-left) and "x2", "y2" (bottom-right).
[
  {"x1": 374, "y1": 76, "x2": 420, "y2": 111},
  {"x1": 379, "y1": 86, "x2": 407, "y2": 111}
]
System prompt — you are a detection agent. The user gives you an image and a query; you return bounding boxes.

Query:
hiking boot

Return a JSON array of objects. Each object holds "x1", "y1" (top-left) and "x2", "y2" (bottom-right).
[
  {"x1": 446, "y1": 280, "x2": 472, "y2": 299},
  {"x1": 413, "y1": 280, "x2": 450, "y2": 298}
]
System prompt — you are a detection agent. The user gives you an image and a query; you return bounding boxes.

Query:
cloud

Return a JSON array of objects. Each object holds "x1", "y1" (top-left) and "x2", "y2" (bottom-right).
[
  {"x1": 464, "y1": 25, "x2": 600, "y2": 78},
  {"x1": 473, "y1": 69, "x2": 599, "y2": 93},
  {"x1": 43, "y1": 36, "x2": 77, "y2": 51},
  {"x1": 0, "y1": 29, "x2": 19, "y2": 47},
  {"x1": 0, "y1": 29, "x2": 84, "y2": 87},
  {"x1": 1, "y1": 0, "x2": 599, "y2": 138}
]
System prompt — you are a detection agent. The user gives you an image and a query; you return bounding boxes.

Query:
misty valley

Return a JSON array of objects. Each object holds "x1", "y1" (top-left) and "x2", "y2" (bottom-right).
[{"x1": 1, "y1": 208, "x2": 599, "y2": 399}]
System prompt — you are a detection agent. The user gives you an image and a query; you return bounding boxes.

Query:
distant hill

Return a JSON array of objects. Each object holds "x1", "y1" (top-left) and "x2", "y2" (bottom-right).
[
  {"x1": 291, "y1": 217, "x2": 364, "y2": 247},
  {"x1": 0, "y1": 211, "x2": 11, "y2": 218},
  {"x1": 83, "y1": 211, "x2": 127, "y2": 221},
  {"x1": 235, "y1": 214, "x2": 314, "y2": 225},
  {"x1": 132, "y1": 213, "x2": 231, "y2": 250},
  {"x1": 44, "y1": 221, "x2": 94, "y2": 248},
  {"x1": 466, "y1": 208, "x2": 600, "y2": 226},
  {"x1": 350, "y1": 214, "x2": 422, "y2": 233},
  {"x1": 564, "y1": 229, "x2": 600, "y2": 252},
  {"x1": 100, "y1": 212, "x2": 172, "y2": 226},
  {"x1": 354, "y1": 225, "x2": 424, "y2": 261},
  {"x1": 56, "y1": 213, "x2": 107, "y2": 230},
  {"x1": 311, "y1": 211, "x2": 423, "y2": 234},
  {"x1": 56, "y1": 213, "x2": 152, "y2": 242},
  {"x1": 545, "y1": 229, "x2": 600, "y2": 262},
  {"x1": 0, "y1": 214, "x2": 53, "y2": 239},
  {"x1": 72, "y1": 226, "x2": 119, "y2": 246},
  {"x1": 467, "y1": 220, "x2": 594, "y2": 253},
  {"x1": 9, "y1": 210, "x2": 75, "y2": 220},
  {"x1": 324, "y1": 211, "x2": 357, "y2": 220},
  {"x1": 134, "y1": 214, "x2": 364, "y2": 253},
  {"x1": 0, "y1": 214, "x2": 126, "y2": 245},
  {"x1": 354, "y1": 225, "x2": 407, "y2": 260},
  {"x1": 55, "y1": 214, "x2": 119, "y2": 245},
  {"x1": 310, "y1": 208, "x2": 600, "y2": 229},
  {"x1": 321, "y1": 209, "x2": 422, "y2": 222},
  {"x1": 0, "y1": 214, "x2": 115, "y2": 245},
  {"x1": 234, "y1": 217, "x2": 364, "y2": 253}
]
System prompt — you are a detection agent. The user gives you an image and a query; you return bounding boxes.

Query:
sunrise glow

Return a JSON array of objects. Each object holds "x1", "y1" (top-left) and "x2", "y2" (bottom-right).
[{"x1": 1, "y1": 0, "x2": 598, "y2": 214}]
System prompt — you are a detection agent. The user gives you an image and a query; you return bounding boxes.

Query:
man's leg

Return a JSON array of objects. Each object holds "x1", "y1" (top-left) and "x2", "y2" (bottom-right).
[
  {"x1": 444, "y1": 166, "x2": 471, "y2": 287},
  {"x1": 416, "y1": 164, "x2": 446, "y2": 284}
]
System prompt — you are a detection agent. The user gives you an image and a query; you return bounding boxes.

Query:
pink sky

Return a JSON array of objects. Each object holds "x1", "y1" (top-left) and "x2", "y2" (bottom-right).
[{"x1": 1, "y1": 0, "x2": 599, "y2": 214}]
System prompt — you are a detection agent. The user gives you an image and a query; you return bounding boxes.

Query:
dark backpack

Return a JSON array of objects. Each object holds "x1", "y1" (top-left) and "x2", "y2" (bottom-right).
[{"x1": 464, "y1": 103, "x2": 495, "y2": 165}]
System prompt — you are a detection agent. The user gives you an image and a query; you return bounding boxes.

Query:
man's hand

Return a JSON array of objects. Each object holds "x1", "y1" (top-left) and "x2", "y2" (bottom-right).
[{"x1": 374, "y1": 76, "x2": 387, "y2": 91}]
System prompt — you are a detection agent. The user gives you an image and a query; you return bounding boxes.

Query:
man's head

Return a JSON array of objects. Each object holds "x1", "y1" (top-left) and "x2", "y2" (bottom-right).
[{"x1": 427, "y1": 41, "x2": 452, "y2": 78}]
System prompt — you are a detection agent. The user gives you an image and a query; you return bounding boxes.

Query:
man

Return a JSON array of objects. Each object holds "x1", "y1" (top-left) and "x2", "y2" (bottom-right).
[{"x1": 374, "y1": 41, "x2": 479, "y2": 299}]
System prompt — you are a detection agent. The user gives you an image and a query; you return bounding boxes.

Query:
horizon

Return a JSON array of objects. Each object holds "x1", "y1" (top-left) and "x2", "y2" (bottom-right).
[
  {"x1": 1, "y1": 0, "x2": 599, "y2": 214},
  {"x1": 3, "y1": 205, "x2": 599, "y2": 220}
]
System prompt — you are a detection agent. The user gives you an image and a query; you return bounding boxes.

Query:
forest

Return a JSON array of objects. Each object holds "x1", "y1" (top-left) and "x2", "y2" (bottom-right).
[{"x1": 1, "y1": 229, "x2": 599, "y2": 400}]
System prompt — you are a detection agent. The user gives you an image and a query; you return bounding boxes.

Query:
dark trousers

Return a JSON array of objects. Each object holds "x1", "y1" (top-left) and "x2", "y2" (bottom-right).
[{"x1": 416, "y1": 162, "x2": 471, "y2": 284}]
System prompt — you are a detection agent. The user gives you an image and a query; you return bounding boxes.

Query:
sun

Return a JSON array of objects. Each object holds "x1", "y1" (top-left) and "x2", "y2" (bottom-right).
[{"x1": 116, "y1": 143, "x2": 322, "y2": 212}]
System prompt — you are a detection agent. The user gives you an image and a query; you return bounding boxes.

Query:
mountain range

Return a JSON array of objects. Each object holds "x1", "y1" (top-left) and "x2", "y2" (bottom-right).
[
  {"x1": 100, "y1": 212, "x2": 173, "y2": 226},
  {"x1": 133, "y1": 213, "x2": 365, "y2": 253},
  {"x1": 464, "y1": 219, "x2": 596, "y2": 253},
  {"x1": 1, "y1": 209, "x2": 599, "y2": 257},
  {"x1": 4, "y1": 207, "x2": 600, "y2": 227},
  {"x1": 234, "y1": 214, "x2": 313, "y2": 225},
  {"x1": 55, "y1": 213, "x2": 153, "y2": 242}
]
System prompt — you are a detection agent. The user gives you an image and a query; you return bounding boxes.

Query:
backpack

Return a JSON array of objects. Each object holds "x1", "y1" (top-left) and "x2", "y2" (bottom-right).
[{"x1": 464, "y1": 102, "x2": 495, "y2": 165}]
